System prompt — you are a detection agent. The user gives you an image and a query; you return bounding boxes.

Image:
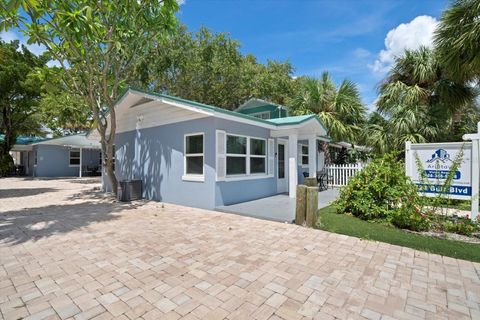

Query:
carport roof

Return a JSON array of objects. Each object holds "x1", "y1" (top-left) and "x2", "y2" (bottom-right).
[
  {"x1": 0, "y1": 134, "x2": 48, "y2": 145},
  {"x1": 32, "y1": 133, "x2": 101, "y2": 148}
]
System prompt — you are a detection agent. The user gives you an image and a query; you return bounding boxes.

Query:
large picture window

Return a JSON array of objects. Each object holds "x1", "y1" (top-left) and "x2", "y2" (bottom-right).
[
  {"x1": 226, "y1": 134, "x2": 267, "y2": 176},
  {"x1": 69, "y1": 149, "x2": 80, "y2": 166},
  {"x1": 184, "y1": 133, "x2": 204, "y2": 179}
]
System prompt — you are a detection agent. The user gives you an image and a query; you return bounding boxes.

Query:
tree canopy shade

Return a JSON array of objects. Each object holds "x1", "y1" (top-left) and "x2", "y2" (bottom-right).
[
  {"x1": 289, "y1": 73, "x2": 366, "y2": 142},
  {"x1": 0, "y1": 40, "x2": 45, "y2": 176},
  {"x1": 434, "y1": 0, "x2": 480, "y2": 83},
  {"x1": 288, "y1": 72, "x2": 366, "y2": 163},
  {"x1": 366, "y1": 47, "x2": 480, "y2": 153},
  {"x1": 142, "y1": 25, "x2": 295, "y2": 109},
  {"x1": 1, "y1": 0, "x2": 179, "y2": 191},
  {"x1": 31, "y1": 67, "x2": 92, "y2": 135}
]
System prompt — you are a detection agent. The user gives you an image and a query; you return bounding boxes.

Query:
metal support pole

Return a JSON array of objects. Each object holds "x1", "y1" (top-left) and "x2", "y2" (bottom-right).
[{"x1": 79, "y1": 147, "x2": 83, "y2": 178}]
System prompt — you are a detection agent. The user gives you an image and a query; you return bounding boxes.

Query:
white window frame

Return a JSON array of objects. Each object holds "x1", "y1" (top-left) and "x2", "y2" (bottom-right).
[
  {"x1": 183, "y1": 132, "x2": 205, "y2": 182},
  {"x1": 69, "y1": 149, "x2": 81, "y2": 167},
  {"x1": 226, "y1": 133, "x2": 248, "y2": 177},
  {"x1": 301, "y1": 144, "x2": 309, "y2": 168},
  {"x1": 225, "y1": 133, "x2": 269, "y2": 181},
  {"x1": 249, "y1": 137, "x2": 267, "y2": 175},
  {"x1": 251, "y1": 111, "x2": 271, "y2": 120}
]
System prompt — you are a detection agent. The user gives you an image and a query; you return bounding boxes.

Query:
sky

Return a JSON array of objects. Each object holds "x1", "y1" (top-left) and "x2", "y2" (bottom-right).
[
  {"x1": 1, "y1": 0, "x2": 449, "y2": 111},
  {"x1": 177, "y1": 0, "x2": 449, "y2": 110}
]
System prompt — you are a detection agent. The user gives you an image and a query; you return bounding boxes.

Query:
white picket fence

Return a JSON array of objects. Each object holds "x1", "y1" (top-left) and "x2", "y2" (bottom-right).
[{"x1": 324, "y1": 163, "x2": 364, "y2": 187}]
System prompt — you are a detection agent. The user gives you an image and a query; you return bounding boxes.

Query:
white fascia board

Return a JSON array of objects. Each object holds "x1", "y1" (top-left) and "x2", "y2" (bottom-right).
[
  {"x1": 211, "y1": 111, "x2": 278, "y2": 129},
  {"x1": 160, "y1": 99, "x2": 214, "y2": 116},
  {"x1": 270, "y1": 119, "x2": 326, "y2": 137},
  {"x1": 11, "y1": 145, "x2": 33, "y2": 151},
  {"x1": 135, "y1": 91, "x2": 278, "y2": 129}
]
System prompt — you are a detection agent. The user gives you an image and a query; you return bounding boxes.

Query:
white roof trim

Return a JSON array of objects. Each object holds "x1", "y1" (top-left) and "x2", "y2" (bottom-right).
[{"x1": 91, "y1": 90, "x2": 328, "y2": 141}]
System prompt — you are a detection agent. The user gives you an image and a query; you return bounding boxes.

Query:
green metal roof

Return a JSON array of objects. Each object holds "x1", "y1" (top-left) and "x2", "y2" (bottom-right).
[
  {"x1": 124, "y1": 87, "x2": 330, "y2": 133},
  {"x1": 0, "y1": 134, "x2": 48, "y2": 145},
  {"x1": 266, "y1": 115, "x2": 316, "y2": 125}
]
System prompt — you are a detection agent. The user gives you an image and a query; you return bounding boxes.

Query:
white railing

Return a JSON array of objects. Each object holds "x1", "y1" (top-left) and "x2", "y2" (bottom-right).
[{"x1": 325, "y1": 163, "x2": 364, "y2": 187}]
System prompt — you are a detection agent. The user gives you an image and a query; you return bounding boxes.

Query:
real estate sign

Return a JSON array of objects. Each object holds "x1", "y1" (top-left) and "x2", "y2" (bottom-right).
[{"x1": 405, "y1": 142, "x2": 472, "y2": 200}]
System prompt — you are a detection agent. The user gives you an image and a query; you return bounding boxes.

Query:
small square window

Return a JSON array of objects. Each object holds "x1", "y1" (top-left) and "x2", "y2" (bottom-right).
[{"x1": 70, "y1": 149, "x2": 80, "y2": 166}]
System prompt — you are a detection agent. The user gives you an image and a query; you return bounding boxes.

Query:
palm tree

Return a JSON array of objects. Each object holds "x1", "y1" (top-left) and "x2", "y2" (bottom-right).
[
  {"x1": 373, "y1": 47, "x2": 478, "y2": 152},
  {"x1": 434, "y1": 0, "x2": 480, "y2": 83},
  {"x1": 289, "y1": 72, "x2": 366, "y2": 164}
]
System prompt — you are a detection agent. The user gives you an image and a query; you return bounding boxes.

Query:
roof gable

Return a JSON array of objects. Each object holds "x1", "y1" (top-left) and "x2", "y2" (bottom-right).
[{"x1": 90, "y1": 88, "x2": 330, "y2": 140}]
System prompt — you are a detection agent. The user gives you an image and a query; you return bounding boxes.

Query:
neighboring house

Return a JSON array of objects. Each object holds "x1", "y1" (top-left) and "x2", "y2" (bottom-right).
[
  {"x1": 234, "y1": 98, "x2": 289, "y2": 119},
  {"x1": 90, "y1": 88, "x2": 331, "y2": 210},
  {"x1": 4, "y1": 133, "x2": 101, "y2": 177}
]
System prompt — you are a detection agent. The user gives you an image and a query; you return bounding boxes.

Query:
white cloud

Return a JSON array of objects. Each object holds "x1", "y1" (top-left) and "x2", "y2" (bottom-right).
[
  {"x1": 0, "y1": 30, "x2": 18, "y2": 43},
  {"x1": 369, "y1": 15, "x2": 438, "y2": 74},
  {"x1": 1, "y1": 29, "x2": 47, "y2": 56},
  {"x1": 352, "y1": 48, "x2": 371, "y2": 59}
]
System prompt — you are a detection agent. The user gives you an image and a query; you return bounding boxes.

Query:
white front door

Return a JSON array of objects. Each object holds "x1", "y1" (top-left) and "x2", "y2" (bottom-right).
[{"x1": 277, "y1": 140, "x2": 288, "y2": 193}]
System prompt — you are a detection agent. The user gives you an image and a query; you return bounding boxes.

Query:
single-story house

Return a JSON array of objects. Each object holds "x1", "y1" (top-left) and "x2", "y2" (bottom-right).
[
  {"x1": 5, "y1": 133, "x2": 101, "y2": 177},
  {"x1": 90, "y1": 88, "x2": 331, "y2": 210}
]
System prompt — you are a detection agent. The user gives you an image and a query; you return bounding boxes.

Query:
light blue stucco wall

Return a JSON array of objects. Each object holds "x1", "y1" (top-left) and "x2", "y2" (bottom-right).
[
  {"x1": 33, "y1": 145, "x2": 100, "y2": 177},
  {"x1": 113, "y1": 116, "x2": 280, "y2": 209},
  {"x1": 213, "y1": 118, "x2": 277, "y2": 206},
  {"x1": 111, "y1": 115, "x2": 324, "y2": 209},
  {"x1": 114, "y1": 117, "x2": 217, "y2": 209}
]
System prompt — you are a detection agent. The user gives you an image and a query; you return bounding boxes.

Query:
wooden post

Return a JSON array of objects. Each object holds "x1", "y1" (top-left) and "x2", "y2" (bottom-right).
[
  {"x1": 304, "y1": 177, "x2": 317, "y2": 187},
  {"x1": 305, "y1": 186, "x2": 319, "y2": 227},
  {"x1": 295, "y1": 185, "x2": 307, "y2": 225}
]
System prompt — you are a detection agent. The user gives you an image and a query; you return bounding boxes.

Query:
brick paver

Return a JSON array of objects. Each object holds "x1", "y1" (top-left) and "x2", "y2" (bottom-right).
[{"x1": 1, "y1": 178, "x2": 480, "y2": 319}]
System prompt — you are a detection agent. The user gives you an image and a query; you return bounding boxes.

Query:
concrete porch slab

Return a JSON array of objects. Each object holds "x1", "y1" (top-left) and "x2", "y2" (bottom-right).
[{"x1": 216, "y1": 188, "x2": 339, "y2": 222}]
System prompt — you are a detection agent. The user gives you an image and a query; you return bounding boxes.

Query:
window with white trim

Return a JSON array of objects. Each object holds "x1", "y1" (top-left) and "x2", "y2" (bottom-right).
[
  {"x1": 69, "y1": 149, "x2": 80, "y2": 166},
  {"x1": 301, "y1": 145, "x2": 309, "y2": 166},
  {"x1": 226, "y1": 135, "x2": 247, "y2": 175},
  {"x1": 184, "y1": 133, "x2": 204, "y2": 178},
  {"x1": 251, "y1": 111, "x2": 270, "y2": 120},
  {"x1": 250, "y1": 138, "x2": 266, "y2": 174},
  {"x1": 226, "y1": 134, "x2": 267, "y2": 176}
]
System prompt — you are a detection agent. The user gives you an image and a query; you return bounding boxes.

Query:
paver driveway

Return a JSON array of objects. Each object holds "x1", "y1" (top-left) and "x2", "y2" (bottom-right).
[{"x1": 1, "y1": 178, "x2": 480, "y2": 320}]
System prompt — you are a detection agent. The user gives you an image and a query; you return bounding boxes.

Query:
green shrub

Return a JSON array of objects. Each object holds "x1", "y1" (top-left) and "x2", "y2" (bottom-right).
[
  {"x1": 334, "y1": 153, "x2": 431, "y2": 231},
  {"x1": 0, "y1": 154, "x2": 13, "y2": 177},
  {"x1": 390, "y1": 206, "x2": 431, "y2": 231},
  {"x1": 443, "y1": 218, "x2": 479, "y2": 236}
]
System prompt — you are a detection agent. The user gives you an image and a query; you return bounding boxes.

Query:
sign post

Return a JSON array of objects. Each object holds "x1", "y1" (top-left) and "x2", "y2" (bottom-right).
[
  {"x1": 405, "y1": 140, "x2": 475, "y2": 219},
  {"x1": 463, "y1": 122, "x2": 480, "y2": 221}
]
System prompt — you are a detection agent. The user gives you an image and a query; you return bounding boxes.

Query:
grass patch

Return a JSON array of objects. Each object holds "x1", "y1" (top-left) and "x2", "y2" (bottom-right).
[{"x1": 317, "y1": 206, "x2": 480, "y2": 262}]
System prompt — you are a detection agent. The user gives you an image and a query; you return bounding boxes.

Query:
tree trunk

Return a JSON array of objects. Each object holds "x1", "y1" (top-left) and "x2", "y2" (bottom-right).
[
  {"x1": 320, "y1": 140, "x2": 331, "y2": 166},
  {"x1": 105, "y1": 155, "x2": 117, "y2": 195},
  {"x1": 100, "y1": 127, "x2": 118, "y2": 195},
  {"x1": 0, "y1": 106, "x2": 15, "y2": 176}
]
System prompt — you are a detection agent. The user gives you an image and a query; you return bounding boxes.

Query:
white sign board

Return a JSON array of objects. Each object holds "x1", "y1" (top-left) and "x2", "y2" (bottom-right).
[{"x1": 405, "y1": 142, "x2": 472, "y2": 200}]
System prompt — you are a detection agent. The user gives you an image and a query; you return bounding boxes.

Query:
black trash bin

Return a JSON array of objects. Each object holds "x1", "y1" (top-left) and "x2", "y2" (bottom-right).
[{"x1": 118, "y1": 180, "x2": 142, "y2": 202}]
